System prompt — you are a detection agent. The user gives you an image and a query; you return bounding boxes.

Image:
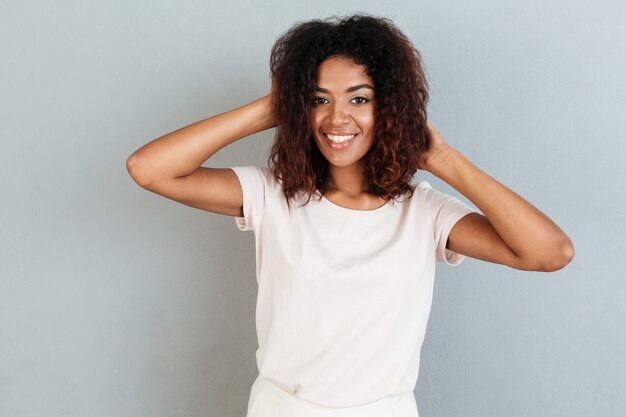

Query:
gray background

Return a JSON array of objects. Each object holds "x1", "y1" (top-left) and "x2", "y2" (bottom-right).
[{"x1": 1, "y1": 0, "x2": 624, "y2": 416}]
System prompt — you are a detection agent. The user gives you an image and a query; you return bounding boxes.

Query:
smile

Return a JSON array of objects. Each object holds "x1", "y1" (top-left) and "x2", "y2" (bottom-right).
[
  {"x1": 326, "y1": 133, "x2": 356, "y2": 142},
  {"x1": 324, "y1": 133, "x2": 358, "y2": 149}
]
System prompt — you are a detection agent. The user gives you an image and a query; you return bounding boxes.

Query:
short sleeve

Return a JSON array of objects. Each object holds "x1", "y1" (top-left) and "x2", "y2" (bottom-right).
[
  {"x1": 228, "y1": 166, "x2": 268, "y2": 232},
  {"x1": 418, "y1": 180, "x2": 480, "y2": 266}
]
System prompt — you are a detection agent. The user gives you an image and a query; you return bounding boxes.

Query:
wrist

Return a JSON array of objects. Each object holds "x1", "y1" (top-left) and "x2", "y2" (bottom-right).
[
  {"x1": 247, "y1": 95, "x2": 275, "y2": 133},
  {"x1": 424, "y1": 145, "x2": 458, "y2": 176},
  {"x1": 257, "y1": 94, "x2": 276, "y2": 131}
]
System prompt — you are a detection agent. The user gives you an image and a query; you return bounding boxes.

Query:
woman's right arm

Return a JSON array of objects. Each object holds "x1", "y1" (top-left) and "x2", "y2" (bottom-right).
[{"x1": 125, "y1": 93, "x2": 275, "y2": 217}]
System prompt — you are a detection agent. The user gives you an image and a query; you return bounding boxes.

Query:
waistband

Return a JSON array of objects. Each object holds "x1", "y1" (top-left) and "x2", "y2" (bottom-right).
[{"x1": 251, "y1": 373, "x2": 410, "y2": 417}]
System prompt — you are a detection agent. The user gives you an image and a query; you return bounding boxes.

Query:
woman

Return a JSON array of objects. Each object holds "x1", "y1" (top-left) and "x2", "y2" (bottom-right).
[{"x1": 126, "y1": 13, "x2": 574, "y2": 417}]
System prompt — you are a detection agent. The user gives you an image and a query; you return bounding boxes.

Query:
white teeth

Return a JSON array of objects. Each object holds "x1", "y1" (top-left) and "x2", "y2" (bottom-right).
[{"x1": 326, "y1": 134, "x2": 356, "y2": 142}]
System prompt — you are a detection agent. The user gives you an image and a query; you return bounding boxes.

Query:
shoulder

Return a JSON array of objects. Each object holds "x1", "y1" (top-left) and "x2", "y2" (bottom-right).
[
  {"x1": 409, "y1": 179, "x2": 472, "y2": 217},
  {"x1": 405, "y1": 179, "x2": 435, "y2": 203},
  {"x1": 414, "y1": 179, "x2": 434, "y2": 191},
  {"x1": 230, "y1": 165, "x2": 272, "y2": 178},
  {"x1": 230, "y1": 165, "x2": 278, "y2": 188}
]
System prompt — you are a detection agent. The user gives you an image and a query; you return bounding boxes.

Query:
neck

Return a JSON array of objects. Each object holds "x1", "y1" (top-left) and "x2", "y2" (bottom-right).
[{"x1": 325, "y1": 162, "x2": 369, "y2": 196}]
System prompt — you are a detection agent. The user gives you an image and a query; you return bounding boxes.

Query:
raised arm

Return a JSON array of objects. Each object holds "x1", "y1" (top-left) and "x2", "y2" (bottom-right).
[
  {"x1": 419, "y1": 122, "x2": 575, "y2": 272},
  {"x1": 126, "y1": 93, "x2": 276, "y2": 217}
]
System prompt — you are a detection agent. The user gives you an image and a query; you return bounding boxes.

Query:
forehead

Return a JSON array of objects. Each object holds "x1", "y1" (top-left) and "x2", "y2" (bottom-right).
[{"x1": 315, "y1": 56, "x2": 373, "y2": 86}]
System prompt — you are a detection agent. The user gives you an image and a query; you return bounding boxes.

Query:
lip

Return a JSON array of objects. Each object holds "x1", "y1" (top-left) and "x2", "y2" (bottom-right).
[{"x1": 323, "y1": 133, "x2": 357, "y2": 149}]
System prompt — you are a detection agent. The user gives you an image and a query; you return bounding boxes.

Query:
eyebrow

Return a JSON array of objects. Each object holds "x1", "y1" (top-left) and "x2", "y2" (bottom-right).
[{"x1": 314, "y1": 84, "x2": 375, "y2": 93}]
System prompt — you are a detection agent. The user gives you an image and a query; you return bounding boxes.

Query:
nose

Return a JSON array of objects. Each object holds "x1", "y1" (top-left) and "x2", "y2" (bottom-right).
[{"x1": 328, "y1": 102, "x2": 351, "y2": 125}]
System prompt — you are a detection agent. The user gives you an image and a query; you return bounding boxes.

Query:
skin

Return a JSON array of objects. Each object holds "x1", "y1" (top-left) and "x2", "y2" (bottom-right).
[
  {"x1": 128, "y1": 54, "x2": 574, "y2": 272},
  {"x1": 309, "y1": 55, "x2": 575, "y2": 272},
  {"x1": 309, "y1": 55, "x2": 388, "y2": 210},
  {"x1": 419, "y1": 124, "x2": 575, "y2": 271}
]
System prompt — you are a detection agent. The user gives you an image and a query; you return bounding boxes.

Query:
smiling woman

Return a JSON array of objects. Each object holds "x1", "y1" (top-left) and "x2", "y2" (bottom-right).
[
  {"x1": 126, "y1": 11, "x2": 573, "y2": 417},
  {"x1": 309, "y1": 56, "x2": 377, "y2": 191},
  {"x1": 267, "y1": 14, "x2": 430, "y2": 211}
]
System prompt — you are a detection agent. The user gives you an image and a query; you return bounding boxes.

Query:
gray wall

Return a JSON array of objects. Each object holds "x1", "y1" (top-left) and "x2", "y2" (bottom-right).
[{"x1": 1, "y1": 0, "x2": 624, "y2": 416}]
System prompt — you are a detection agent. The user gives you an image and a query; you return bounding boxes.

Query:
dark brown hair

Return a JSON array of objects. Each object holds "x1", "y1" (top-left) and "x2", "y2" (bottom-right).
[{"x1": 267, "y1": 13, "x2": 430, "y2": 210}]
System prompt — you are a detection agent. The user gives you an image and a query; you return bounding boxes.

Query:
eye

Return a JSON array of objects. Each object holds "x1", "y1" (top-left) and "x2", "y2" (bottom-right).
[
  {"x1": 311, "y1": 97, "x2": 328, "y2": 105},
  {"x1": 351, "y1": 96, "x2": 370, "y2": 104},
  {"x1": 311, "y1": 96, "x2": 371, "y2": 105}
]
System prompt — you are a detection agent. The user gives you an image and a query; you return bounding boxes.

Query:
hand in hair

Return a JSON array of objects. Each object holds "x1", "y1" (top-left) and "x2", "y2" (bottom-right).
[{"x1": 418, "y1": 122, "x2": 453, "y2": 173}]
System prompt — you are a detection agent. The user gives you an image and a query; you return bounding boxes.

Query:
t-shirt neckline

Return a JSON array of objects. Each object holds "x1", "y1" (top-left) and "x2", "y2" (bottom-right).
[{"x1": 318, "y1": 194, "x2": 394, "y2": 216}]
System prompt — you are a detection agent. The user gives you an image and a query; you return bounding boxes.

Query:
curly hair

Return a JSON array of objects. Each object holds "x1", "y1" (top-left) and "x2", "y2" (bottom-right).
[{"x1": 267, "y1": 13, "x2": 430, "y2": 211}]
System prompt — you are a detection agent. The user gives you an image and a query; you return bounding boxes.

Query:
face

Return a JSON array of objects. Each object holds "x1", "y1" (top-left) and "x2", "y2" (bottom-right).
[{"x1": 309, "y1": 55, "x2": 376, "y2": 170}]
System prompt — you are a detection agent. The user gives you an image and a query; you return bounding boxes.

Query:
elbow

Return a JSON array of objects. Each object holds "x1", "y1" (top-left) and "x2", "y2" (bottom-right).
[
  {"x1": 539, "y1": 238, "x2": 575, "y2": 272},
  {"x1": 126, "y1": 155, "x2": 151, "y2": 188}
]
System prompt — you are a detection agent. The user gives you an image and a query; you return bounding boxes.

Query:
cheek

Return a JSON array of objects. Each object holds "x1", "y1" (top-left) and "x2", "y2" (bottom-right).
[
  {"x1": 355, "y1": 106, "x2": 375, "y2": 123},
  {"x1": 310, "y1": 116, "x2": 326, "y2": 135},
  {"x1": 358, "y1": 114, "x2": 375, "y2": 131}
]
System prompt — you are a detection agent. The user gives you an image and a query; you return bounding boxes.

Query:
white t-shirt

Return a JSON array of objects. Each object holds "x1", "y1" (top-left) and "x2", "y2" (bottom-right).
[{"x1": 230, "y1": 165, "x2": 480, "y2": 408}]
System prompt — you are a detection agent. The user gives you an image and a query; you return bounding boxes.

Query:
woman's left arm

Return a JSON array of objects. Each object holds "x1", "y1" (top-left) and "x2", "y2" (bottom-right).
[{"x1": 420, "y1": 122, "x2": 575, "y2": 272}]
